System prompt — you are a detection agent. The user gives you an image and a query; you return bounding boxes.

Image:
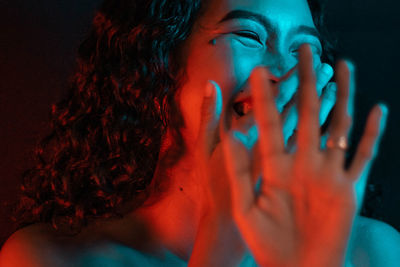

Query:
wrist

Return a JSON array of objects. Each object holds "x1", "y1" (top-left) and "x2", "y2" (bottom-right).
[
  {"x1": 299, "y1": 244, "x2": 347, "y2": 267},
  {"x1": 188, "y1": 213, "x2": 245, "y2": 267}
]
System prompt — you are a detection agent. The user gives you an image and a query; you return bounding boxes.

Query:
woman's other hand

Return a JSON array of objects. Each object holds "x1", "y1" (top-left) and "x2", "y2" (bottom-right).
[{"x1": 188, "y1": 78, "x2": 246, "y2": 267}]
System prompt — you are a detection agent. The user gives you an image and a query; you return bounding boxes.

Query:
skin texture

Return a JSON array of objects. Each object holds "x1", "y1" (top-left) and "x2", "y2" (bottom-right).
[
  {"x1": 157, "y1": 0, "x2": 396, "y2": 265},
  {"x1": 166, "y1": 0, "x2": 338, "y2": 262},
  {"x1": 177, "y1": 0, "x2": 325, "y2": 146},
  {"x1": 1, "y1": 0, "x2": 400, "y2": 266}
]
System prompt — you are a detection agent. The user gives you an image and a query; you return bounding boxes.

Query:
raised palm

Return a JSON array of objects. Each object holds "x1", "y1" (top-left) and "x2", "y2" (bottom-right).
[{"x1": 216, "y1": 45, "x2": 386, "y2": 266}]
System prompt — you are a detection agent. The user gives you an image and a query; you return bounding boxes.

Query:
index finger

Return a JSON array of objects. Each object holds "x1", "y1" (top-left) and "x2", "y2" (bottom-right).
[
  {"x1": 250, "y1": 67, "x2": 285, "y2": 176},
  {"x1": 296, "y1": 44, "x2": 320, "y2": 153}
]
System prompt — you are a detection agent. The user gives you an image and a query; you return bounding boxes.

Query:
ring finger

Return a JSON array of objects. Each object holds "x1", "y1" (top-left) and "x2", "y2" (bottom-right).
[{"x1": 325, "y1": 60, "x2": 354, "y2": 164}]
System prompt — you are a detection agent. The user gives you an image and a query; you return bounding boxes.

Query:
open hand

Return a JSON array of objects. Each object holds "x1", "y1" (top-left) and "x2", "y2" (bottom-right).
[{"x1": 217, "y1": 44, "x2": 387, "y2": 266}]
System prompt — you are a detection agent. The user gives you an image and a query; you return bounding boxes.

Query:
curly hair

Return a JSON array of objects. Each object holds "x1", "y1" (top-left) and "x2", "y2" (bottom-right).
[{"x1": 15, "y1": 0, "x2": 336, "y2": 234}]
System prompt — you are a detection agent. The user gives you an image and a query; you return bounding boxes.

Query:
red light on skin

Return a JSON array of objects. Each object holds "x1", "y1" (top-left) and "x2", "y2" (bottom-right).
[
  {"x1": 233, "y1": 97, "x2": 253, "y2": 117},
  {"x1": 269, "y1": 75, "x2": 280, "y2": 84},
  {"x1": 239, "y1": 98, "x2": 253, "y2": 115},
  {"x1": 237, "y1": 96, "x2": 252, "y2": 105}
]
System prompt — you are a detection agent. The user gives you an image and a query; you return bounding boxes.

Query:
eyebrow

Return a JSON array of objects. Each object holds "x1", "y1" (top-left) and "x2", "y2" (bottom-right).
[
  {"x1": 287, "y1": 25, "x2": 321, "y2": 41},
  {"x1": 218, "y1": 9, "x2": 321, "y2": 40},
  {"x1": 218, "y1": 9, "x2": 273, "y2": 33}
]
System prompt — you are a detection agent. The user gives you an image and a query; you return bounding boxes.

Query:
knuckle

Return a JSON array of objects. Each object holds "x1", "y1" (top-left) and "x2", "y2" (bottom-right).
[
  {"x1": 342, "y1": 115, "x2": 353, "y2": 130},
  {"x1": 331, "y1": 114, "x2": 351, "y2": 132},
  {"x1": 338, "y1": 85, "x2": 350, "y2": 99},
  {"x1": 366, "y1": 125, "x2": 380, "y2": 138},
  {"x1": 310, "y1": 103, "x2": 320, "y2": 114},
  {"x1": 300, "y1": 102, "x2": 319, "y2": 116},
  {"x1": 358, "y1": 145, "x2": 373, "y2": 160},
  {"x1": 345, "y1": 115, "x2": 353, "y2": 126},
  {"x1": 324, "y1": 85, "x2": 337, "y2": 102},
  {"x1": 236, "y1": 168, "x2": 250, "y2": 178},
  {"x1": 260, "y1": 117, "x2": 280, "y2": 130},
  {"x1": 251, "y1": 66, "x2": 269, "y2": 82},
  {"x1": 299, "y1": 79, "x2": 316, "y2": 91}
]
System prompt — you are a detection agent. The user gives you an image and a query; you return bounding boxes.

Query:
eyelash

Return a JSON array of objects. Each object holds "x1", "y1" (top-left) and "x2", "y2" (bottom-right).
[
  {"x1": 233, "y1": 31, "x2": 262, "y2": 43},
  {"x1": 231, "y1": 32, "x2": 322, "y2": 55}
]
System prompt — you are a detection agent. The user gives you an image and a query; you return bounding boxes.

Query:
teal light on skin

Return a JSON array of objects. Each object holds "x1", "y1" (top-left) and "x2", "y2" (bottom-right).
[
  {"x1": 354, "y1": 103, "x2": 388, "y2": 214},
  {"x1": 254, "y1": 175, "x2": 262, "y2": 196},
  {"x1": 232, "y1": 124, "x2": 259, "y2": 150},
  {"x1": 174, "y1": 0, "x2": 399, "y2": 263},
  {"x1": 228, "y1": 63, "x2": 387, "y2": 216},
  {"x1": 209, "y1": 80, "x2": 223, "y2": 119},
  {"x1": 79, "y1": 243, "x2": 187, "y2": 266}
]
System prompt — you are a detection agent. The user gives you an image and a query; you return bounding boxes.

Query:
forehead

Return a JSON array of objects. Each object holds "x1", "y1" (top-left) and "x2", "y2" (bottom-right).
[{"x1": 200, "y1": 0, "x2": 315, "y2": 30}]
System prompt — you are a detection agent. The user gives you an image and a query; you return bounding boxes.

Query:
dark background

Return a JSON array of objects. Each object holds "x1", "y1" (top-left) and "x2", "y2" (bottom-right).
[{"x1": 1, "y1": 0, "x2": 399, "y2": 247}]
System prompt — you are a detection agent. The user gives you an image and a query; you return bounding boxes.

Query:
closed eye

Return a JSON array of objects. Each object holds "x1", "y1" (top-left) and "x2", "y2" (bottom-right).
[{"x1": 233, "y1": 31, "x2": 262, "y2": 43}]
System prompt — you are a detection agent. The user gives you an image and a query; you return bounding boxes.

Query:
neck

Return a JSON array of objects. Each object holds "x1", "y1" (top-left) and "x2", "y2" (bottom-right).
[
  {"x1": 133, "y1": 152, "x2": 204, "y2": 261},
  {"x1": 124, "y1": 128, "x2": 245, "y2": 262}
]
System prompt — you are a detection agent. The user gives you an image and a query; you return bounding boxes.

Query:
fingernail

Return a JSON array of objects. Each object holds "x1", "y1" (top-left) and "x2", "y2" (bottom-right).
[
  {"x1": 325, "y1": 83, "x2": 337, "y2": 101},
  {"x1": 321, "y1": 63, "x2": 333, "y2": 77},
  {"x1": 377, "y1": 103, "x2": 389, "y2": 137},
  {"x1": 205, "y1": 81, "x2": 215, "y2": 97},
  {"x1": 327, "y1": 82, "x2": 337, "y2": 92},
  {"x1": 210, "y1": 81, "x2": 223, "y2": 117},
  {"x1": 346, "y1": 60, "x2": 355, "y2": 73},
  {"x1": 378, "y1": 103, "x2": 389, "y2": 117},
  {"x1": 247, "y1": 125, "x2": 259, "y2": 149}
]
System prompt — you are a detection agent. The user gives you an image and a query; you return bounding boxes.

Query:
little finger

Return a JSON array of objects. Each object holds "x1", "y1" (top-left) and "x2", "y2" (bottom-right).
[{"x1": 347, "y1": 104, "x2": 388, "y2": 181}]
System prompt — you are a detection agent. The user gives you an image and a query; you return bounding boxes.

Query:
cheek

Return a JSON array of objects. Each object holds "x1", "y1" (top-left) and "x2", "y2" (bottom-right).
[{"x1": 178, "y1": 38, "x2": 264, "y2": 142}]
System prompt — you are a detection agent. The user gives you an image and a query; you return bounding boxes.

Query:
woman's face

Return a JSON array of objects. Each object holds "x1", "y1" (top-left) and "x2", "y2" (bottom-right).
[{"x1": 177, "y1": 0, "x2": 323, "y2": 151}]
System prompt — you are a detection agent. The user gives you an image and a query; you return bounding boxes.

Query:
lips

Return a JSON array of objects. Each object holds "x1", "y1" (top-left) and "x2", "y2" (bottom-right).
[
  {"x1": 232, "y1": 97, "x2": 253, "y2": 116},
  {"x1": 232, "y1": 93, "x2": 295, "y2": 119},
  {"x1": 231, "y1": 91, "x2": 298, "y2": 149}
]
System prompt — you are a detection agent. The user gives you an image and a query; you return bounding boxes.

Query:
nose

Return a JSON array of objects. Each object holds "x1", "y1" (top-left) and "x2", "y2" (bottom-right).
[
  {"x1": 260, "y1": 50, "x2": 299, "y2": 109},
  {"x1": 267, "y1": 73, "x2": 280, "y2": 97},
  {"x1": 262, "y1": 49, "x2": 299, "y2": 98},
  {"x1": 262, "y1": 50, "x2": 296, "y2": 81},
  {"x1": 269, "y1": 74, "x2": 280, "y2": 84}
]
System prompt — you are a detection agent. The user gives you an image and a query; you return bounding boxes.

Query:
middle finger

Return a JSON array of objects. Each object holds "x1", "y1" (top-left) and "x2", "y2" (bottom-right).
[
  {"x1": 296, "y1": 44, "x2": 320, "y2": 153},
  {"x1": 282, "y1": 63, "x2": 334, "y2": 146}
]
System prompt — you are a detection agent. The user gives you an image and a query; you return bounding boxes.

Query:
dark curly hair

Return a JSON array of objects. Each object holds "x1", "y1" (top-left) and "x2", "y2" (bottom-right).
[{"x1": 15, "y1": 0, "x2": 336, "y2": 234}]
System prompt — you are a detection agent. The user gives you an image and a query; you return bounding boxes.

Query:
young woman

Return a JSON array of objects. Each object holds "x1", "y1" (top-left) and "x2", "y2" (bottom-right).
[{"x1": 1, "y1": 0, "x2": 400, "y2": 266}]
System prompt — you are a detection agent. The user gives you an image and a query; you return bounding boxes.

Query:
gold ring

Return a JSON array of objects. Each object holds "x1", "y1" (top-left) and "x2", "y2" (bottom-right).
[{"x1": 326, "y1": 135, "x2": 348, "y2": 150}]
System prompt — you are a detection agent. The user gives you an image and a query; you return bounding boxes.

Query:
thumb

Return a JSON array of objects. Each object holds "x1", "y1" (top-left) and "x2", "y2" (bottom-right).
[{"x1": 197, "y1": 80, "x2": 223, "y2": 157}]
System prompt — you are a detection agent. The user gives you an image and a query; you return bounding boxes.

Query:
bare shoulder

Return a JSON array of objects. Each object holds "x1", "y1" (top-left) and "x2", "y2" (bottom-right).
[
  {"x1": 0, "y1": 223, "x2": 132, "y2": 267},
  {"x1": 0, "y1": 223, "x2": 71, "y2": 267},
  {"x1": 351, "y1": 216, "x2": 400, "y2": 267},
  {"x1": 0, "y1": 222, "x2": 185, "y2": 267}
]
